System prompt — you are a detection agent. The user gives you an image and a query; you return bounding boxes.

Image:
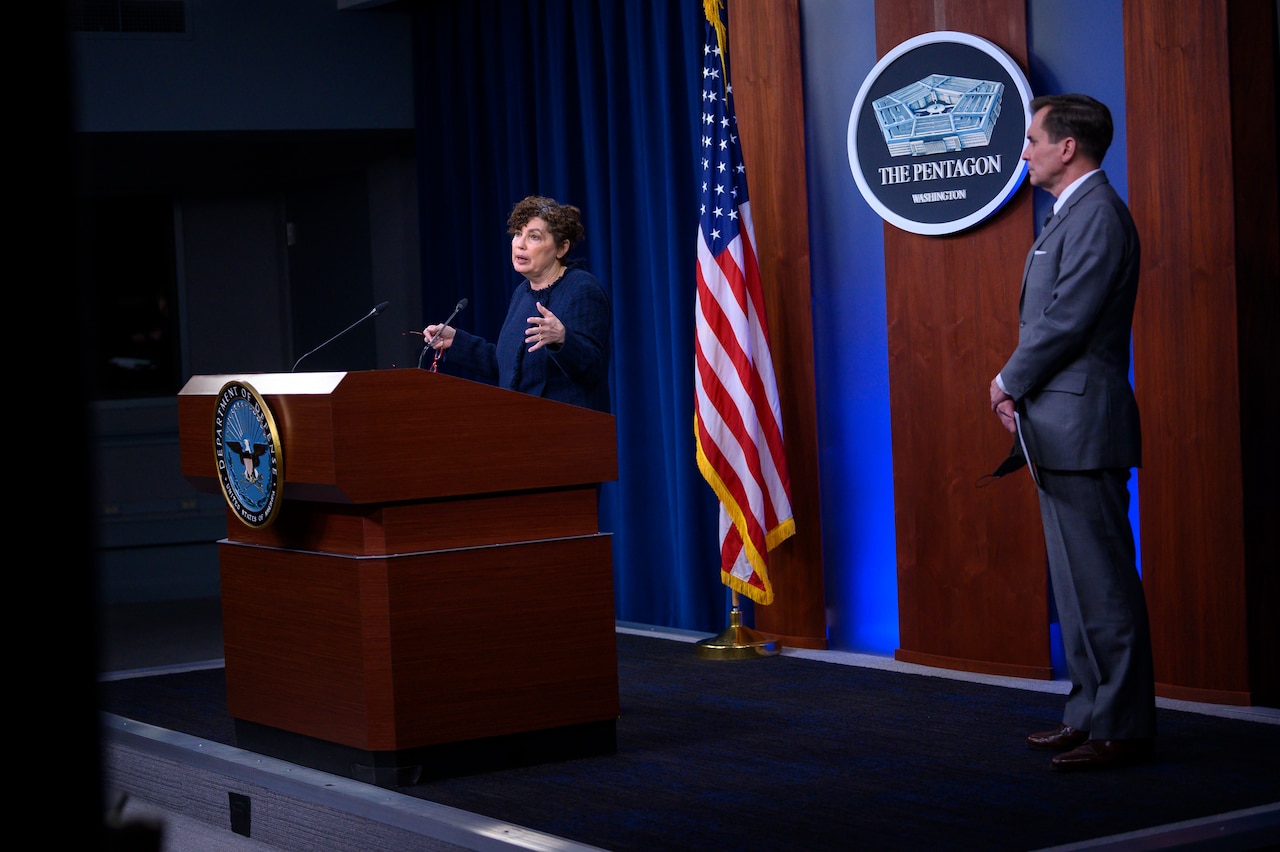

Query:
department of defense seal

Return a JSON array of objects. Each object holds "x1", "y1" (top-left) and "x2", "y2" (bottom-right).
[{"x1": 213, "y1": 380, "x2": 283, "y2": 528}]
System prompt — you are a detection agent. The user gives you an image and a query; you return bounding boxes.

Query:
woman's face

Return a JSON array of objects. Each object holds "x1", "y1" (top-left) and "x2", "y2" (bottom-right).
[{"x1": 511, "y1": 216, "x2": 566, "y2": 282}]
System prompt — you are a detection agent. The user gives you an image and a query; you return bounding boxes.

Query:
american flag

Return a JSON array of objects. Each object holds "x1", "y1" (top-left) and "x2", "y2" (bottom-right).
[{"x1": 694, "y1": 0, "x2": 794, "y2": 606}]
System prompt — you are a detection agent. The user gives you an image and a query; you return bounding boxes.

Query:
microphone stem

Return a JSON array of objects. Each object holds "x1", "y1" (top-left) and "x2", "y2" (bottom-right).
[
  {"x1": 419, "y1": 303, "x2": 465, "y2": 369},
  {"x1": 292, "y1": 307, "x2": 378, "y2": 372}
]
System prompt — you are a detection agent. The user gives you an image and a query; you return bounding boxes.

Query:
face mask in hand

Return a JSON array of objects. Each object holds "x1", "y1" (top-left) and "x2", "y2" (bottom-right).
[{"x1": 975, "y1": 439, "x2": 1027, "y2": 488}]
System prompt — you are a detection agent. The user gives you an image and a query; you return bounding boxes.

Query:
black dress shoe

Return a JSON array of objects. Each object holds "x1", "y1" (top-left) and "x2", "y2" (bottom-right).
[
  {"x1": 1050, "y1": 738, "x2": 1154, "y2": 771},
  {"x1": 1026, "y1": 724, "x2": 1090, "y2": 751}
]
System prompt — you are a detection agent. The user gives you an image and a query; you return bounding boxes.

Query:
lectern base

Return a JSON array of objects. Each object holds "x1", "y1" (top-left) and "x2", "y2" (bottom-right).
[{"x1": 234, "y1": 718, "x2": 617, "y2": 788}]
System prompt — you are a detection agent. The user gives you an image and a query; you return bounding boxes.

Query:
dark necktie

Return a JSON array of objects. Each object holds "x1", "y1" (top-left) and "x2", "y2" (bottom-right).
[{"x1": 1043, "y1": 210, "x2": 1054, "y2": 228}]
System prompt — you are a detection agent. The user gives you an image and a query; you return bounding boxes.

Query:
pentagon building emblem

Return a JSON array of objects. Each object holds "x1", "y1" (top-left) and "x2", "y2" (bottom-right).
[
  {"x1": 849, "y1": 32, "x2": 1032, "y2": 235},
  {"x1": 874, "y1": 74, "x2": 1004, "y2": 157}
]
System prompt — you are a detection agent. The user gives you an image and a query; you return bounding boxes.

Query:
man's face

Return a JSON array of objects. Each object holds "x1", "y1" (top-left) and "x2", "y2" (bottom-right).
[{"x1": 1022, "y1": 107, "x2": 1068, "y2": 195}]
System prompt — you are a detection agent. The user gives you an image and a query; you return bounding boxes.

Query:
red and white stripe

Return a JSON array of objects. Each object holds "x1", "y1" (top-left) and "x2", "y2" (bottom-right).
[{"x1": 694, "y1": 201, "x2": 794, "y2": 606}]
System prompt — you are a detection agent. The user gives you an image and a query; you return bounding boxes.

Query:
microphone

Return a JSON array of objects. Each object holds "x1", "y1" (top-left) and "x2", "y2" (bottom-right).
[
  {"x1": 418, "y1": 298, "x2": 469, "y2": 369},
  {"x1": 291, "y1": 301, "x2": 391, "y2": 372}
]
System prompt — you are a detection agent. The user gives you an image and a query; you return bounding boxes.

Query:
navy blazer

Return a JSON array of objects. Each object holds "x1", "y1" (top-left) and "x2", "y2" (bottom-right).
[
  {"x1": 1000, "y1": 171, "x2": 1141, "y2": 471},
  {"x1": 447, "y1": 265, "x2": 612, "y2": 413}
]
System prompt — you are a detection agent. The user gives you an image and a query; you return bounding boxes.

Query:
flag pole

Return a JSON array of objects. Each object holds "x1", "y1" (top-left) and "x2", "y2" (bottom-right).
[
  {"x1": 695, "y1": 590, "x2": 782, "y2": 659},
  {"x1": 693, "y1": 0, "x2": 792, "y2": 659}
]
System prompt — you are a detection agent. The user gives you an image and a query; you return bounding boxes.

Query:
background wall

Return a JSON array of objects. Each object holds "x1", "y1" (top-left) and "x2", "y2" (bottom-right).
[
  {"x1": 75, "y1": 0, "x2": 420, "y2": 604},
  {"x1": 799, "y1": 0, "x2": 1130, "y2": 655},
  {"x1": 72, "y1": 0, "x2": 413, "y2": 133},
  {"x1": 77, "y1": 1, "x2": 1231, "y2": 671}
]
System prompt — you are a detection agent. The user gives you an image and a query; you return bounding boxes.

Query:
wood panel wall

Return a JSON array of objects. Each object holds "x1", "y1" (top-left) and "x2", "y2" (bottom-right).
[
  {"x1": 1124, "y1": 0, "x2": 1279, "y2": 706},
  {"x1": 732, "y1": 0, "x2": 1049, "y2": 668},
  {"x1": 872, "y1": 0, "x2": 1051, "y2": 678},
  {"x1": 731, "y1": 0, "x2": 1277, "y2": 700},
  {"x1": 731, "y1": 0, "x2": 828, "y2": 648}
]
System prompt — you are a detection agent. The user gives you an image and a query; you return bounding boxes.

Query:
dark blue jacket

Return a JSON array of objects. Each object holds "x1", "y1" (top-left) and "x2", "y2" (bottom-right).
[{"x1": 446, "y1": 265, "x2": 612, "y2": 413}]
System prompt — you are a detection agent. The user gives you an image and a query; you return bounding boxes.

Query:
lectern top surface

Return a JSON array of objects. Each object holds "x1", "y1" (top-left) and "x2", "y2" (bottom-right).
[{"x1": 179, "y1": 372, "x2": 348, "y2": 396}]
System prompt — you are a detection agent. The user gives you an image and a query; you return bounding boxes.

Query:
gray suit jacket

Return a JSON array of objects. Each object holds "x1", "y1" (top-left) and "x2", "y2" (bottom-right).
[{"x1": 1000, "y1": 171, "x2": 1141, "y2": 471}]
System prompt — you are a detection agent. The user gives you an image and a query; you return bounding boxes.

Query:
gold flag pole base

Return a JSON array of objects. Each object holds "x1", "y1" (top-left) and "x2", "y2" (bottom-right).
[{"x1": 695, "y1": 597, "x2": 782, "y2": 660}]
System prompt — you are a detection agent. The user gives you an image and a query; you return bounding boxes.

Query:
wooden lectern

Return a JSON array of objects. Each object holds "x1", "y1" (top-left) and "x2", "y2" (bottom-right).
[{"x1": 177, "y1": 369, "x2": 620, "y2": 786}]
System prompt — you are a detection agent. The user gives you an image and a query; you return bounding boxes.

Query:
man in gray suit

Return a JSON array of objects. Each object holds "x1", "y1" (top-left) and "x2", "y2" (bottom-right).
[{"x1": 990, "y1": 94, "x2": 1156, "y2": 771}]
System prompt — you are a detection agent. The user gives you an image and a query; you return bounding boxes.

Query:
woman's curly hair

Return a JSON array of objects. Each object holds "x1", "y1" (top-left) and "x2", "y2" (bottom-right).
[{"x1": 508, "y1": 195, "x2": 585, "y2": 251}]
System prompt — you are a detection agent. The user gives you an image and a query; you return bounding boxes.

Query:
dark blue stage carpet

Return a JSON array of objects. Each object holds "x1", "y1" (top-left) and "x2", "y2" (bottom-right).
[{"x1": 98, "y1": 632, "x2": 1280, "y2": 851}]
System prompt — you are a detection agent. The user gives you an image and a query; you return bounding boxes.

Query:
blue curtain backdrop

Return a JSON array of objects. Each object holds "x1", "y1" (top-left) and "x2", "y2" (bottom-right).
[{"x1": 410, "y1": 0, "x2": 730, "y2": 632}]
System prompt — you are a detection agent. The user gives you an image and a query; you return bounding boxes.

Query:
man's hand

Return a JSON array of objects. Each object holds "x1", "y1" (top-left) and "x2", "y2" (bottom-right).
[
  {"x1": 994, "y1": 399, "x2": 1016, "y2": 434},
  {"x1": 991, "y1": 377, "x2": 1016, "y2": 434},
  {"x1": 990, "y1": 376, "x2": 1012, "y2": 410}
]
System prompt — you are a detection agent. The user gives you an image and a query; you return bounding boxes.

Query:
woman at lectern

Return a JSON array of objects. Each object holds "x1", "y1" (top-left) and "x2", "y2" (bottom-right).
[{"x1": 421, "y1": 195, "x2": 612, "y2": 413}]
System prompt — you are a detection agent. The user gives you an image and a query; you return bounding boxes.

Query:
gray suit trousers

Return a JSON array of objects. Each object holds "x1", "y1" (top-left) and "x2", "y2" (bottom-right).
[{"x1": 1036, "y1": 467, "x2": 1156, "y2": 739}]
